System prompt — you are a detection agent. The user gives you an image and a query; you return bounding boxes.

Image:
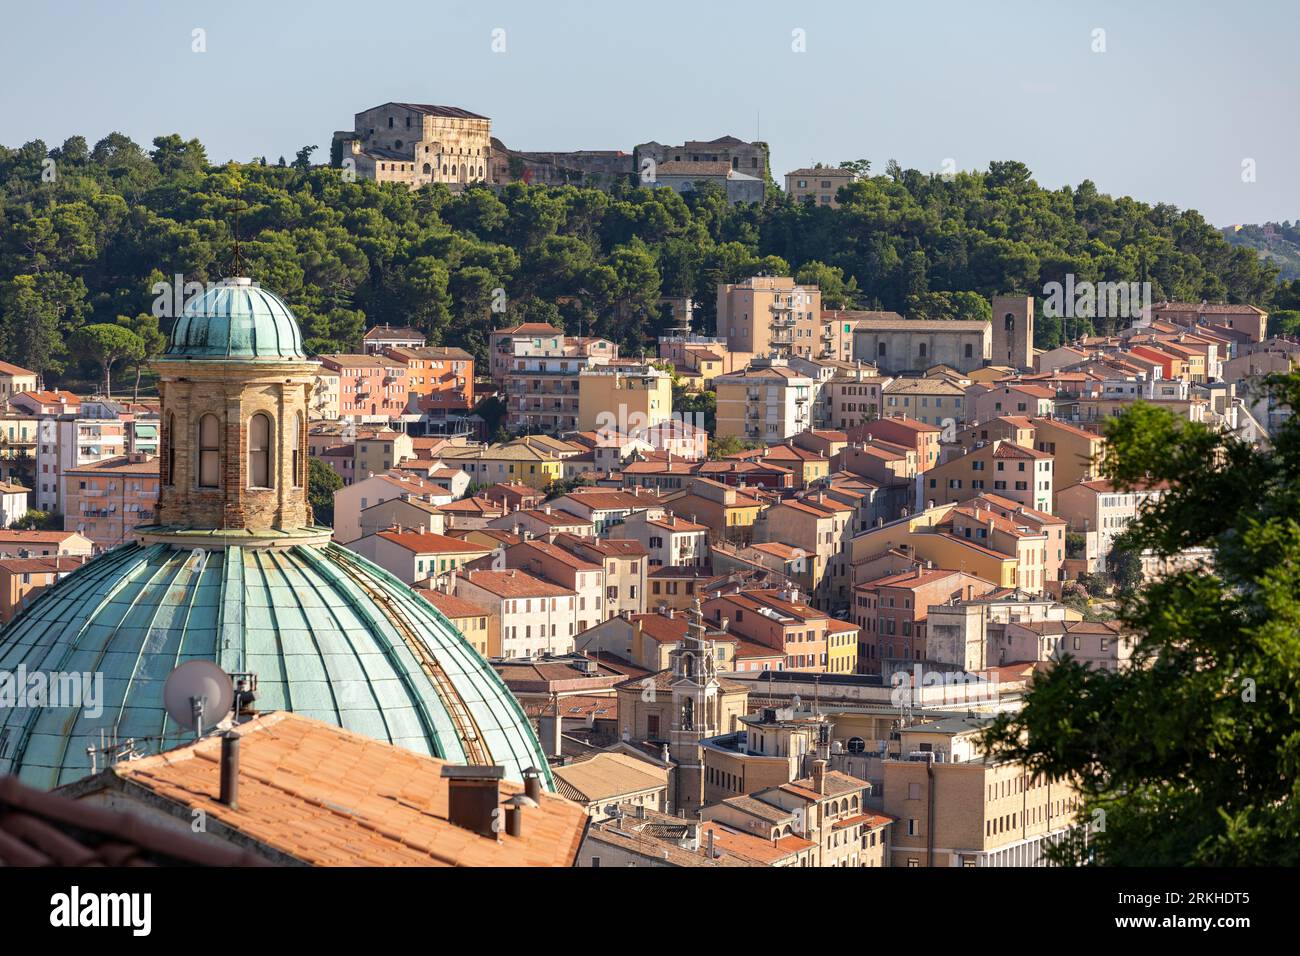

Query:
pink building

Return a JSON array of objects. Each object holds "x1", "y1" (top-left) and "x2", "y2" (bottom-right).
[{"x1": 316, "y1": 354, "x2": 411, "y2": 421}]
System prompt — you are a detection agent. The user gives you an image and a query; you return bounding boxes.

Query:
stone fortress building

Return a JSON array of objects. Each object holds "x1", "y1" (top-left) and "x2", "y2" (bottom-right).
[{"x1": 332, "y1": 102, "x2": 492, "y2": 189}]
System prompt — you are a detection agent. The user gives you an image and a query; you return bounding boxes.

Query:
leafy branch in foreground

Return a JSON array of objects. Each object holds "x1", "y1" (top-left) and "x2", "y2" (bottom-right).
[{"x1": 980, "y1": 374, "x2": 1300, "y2": 865}]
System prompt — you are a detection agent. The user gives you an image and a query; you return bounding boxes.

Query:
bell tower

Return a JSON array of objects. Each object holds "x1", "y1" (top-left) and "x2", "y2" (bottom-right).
[
  {"x1": 668, "y1": 599, "x2": 723, "y2": 818},
  {"x1": 991, "y1": 294, "x2": 1034, "y2": 370},
  {"x1": 149, "y1": 278, "x2": 322, "y2": 539}
]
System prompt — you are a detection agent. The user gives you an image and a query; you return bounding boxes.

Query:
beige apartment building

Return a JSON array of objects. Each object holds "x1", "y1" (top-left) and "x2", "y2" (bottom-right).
[
  {"x1": 715, "y1": 361, "x2": 814, "y2": 441},
  {"x1": 716, "y1": 276, "x2": 822, "y2": 359},
  {"x1": 310, "y1": 369, "x2": 341, "y2": 420},
  {"x1": 785, "y1": 166, "x2": 857, "y2": 207},
  {"x1": 63, "y1": 453, "x2": 160, "y2": 552},
  {"x1": 1054, "y1": 478, "x2": 1168, "y2": 559},
  {"x1": 883, "y1": 716, "x2": 1082, "y2": 867},
  {"x1": 923, "y1": 440, "x2": 1054, "y2": 513},
  {"x1": 0, "y1": 361, "x2": 38, "y2": 406},
  {"x1": 577, "y1": 363, "x2": 673, "y2": 433},
  {"x1": 882, "y1": 377, "x2": 967, "y2": 426}
]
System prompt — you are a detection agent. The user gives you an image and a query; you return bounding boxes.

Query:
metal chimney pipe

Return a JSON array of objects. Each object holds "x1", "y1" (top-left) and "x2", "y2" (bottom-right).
[{"x1": 219, "y1": 731, "x2": 240, "y2": 808}]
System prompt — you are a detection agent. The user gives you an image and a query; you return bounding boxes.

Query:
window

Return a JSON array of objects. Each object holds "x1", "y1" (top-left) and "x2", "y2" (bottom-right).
[
  {"x1": 249, "y1": 413, "x2": 273, "y2": 488},
  {"x1": 198, "y1": 414, "x2": 220, "y2": 488},
  {"x1": 292, "y1": 412, "x2": 304, "y2": 487},
  {"x1": 166, "y1": 414, "x2": 176, "y2": 486}
]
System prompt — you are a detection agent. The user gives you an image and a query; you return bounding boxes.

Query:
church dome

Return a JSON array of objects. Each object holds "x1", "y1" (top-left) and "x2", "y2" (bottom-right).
[
  {"x1": 0, "y1": 539, "x2": 552, "y2": 789},
  {"x1": 165, "y1": 277, "x2": 306, "y2": 360}
]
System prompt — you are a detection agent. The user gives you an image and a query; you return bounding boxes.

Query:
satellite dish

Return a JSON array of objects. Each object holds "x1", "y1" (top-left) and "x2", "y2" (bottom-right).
[{"x1": 163, "y1": 660, "x2": 234, "y2": 736}]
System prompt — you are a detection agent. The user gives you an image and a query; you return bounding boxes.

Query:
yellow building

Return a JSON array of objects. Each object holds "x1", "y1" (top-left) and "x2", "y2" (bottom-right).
[
  {"x1": 827, "y1": 619, "x2": 859, "y2": 674},
  {"x1": 848, "y1": 505, "x2": 1019, "y2": 590},
  {"x1": 577, "y1": 363, "x2": 673, "y2": 434},
  {"x1": 437, "y1": 444, "x2": 566, "y2": 489}
]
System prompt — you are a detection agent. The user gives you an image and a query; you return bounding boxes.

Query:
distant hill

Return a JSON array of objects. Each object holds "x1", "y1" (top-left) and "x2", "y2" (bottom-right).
[{"x1": 1222, "y1": 222, "x2": 1300, "y2": 280}]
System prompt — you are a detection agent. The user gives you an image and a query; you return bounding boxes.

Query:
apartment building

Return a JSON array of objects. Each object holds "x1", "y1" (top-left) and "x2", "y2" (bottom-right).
[
  {"x1": 0, "y1": 529, "x2": 94, "y2": 559},
  {"x1": 882, "y1": 378, "x2": 967, "y2": 426},
  {"x1": 823, "y1": 368, "x2": 891, "y2": 430},
  {"x1": 0, "y1": 361, "x2": 38, "y2": 406},
  {"x1": 496, "y1": 538, "x2": 606, "y2": 633},
  {"x1": 554, "y1": 534, "x2": 648, "y2": 621},
  {"x1": 415, "y1": 587, "x2": 497, "y2": 658},
  {"x1": 966, "y1": 384, "x2": 1056, "y2": 424},
  {"x1": 608, "y1": 510, "x2": 709, "y2": 568},
  {"x1": 715, "y1": 276, "x2": 822, "y2": 359},
  {"x1": 714, "y1": 361, "x2": 814, "y2": 441},
  {"x1": 883, "y1": 716, "x2": 1081, "y2": 867},
  {"x1": 362, "y1": 324, "x2": 426, "y2": 354},
  {"x1": 784, "y1": 166, "x2": 857, "y2": 207},
  {"x1": 316, "y1": 354, "x2": 411, "y2": 421},
  {"x1": 0, "y1": 555, "x2": 88, "y2": 624},
  {"x1": 352, "y1": 529, "x2": 492, "y2": 585},
  {"x1": 499, "y1": 331, "x2": 619, "y2": 433},
  {"x1": 63, "y1": 453, "x2": 159, "y2": 551},
  {"x1": 754, "y1": 493, "x2": 856, "y2": 610},
  {"x1": 577, "y1": 363, "x2": 672, "y2": 433},
  {"x1": 1054, "y1": 478, "x2": 1168, "y2": 560},
  {"x1": 853, "y1": 567, "x2": 997, "y2": 672},
  {"x1": 455, "y1": 568, "x2": 579, "y2": 658},
  {"x1": 702, "y1": 587, "x2": 857, "y2": 673},
  {"x1": 384, "y1": 345, "x2": 474, "y2": 416},
  {"x1": 923, "y1": 440, "x2": 1054, "y2": 513}
]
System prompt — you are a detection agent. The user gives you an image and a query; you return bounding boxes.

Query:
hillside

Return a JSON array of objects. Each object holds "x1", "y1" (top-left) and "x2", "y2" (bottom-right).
[
  {"x1": 1222, "y1": 222, "x2": 1300, "y2": 281},
  {"x1": 0, "y1": 135, "x2": 1282, "y2": 386}
]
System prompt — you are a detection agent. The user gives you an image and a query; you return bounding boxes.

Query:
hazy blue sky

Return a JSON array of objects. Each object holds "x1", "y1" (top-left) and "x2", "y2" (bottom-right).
[{"x1": 1, "y1": 0, "x2": 1295, "y2": 225}]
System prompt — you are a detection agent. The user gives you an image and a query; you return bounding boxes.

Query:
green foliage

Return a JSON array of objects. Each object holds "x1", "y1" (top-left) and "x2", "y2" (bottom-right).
[
  {"x1": 980, "y1": 380, "x2": 1300, "y2": 865},
  {"x1": 1267, "y1": 309, "x2": 1300, "y2": 338},
  {"x1": 307, "y1": 457, "x2": 343, "y2": 526},
  {"x1": 9, "y1": 508, "x2": 61, "y2": 531},
  {"x1": 0, "y1": 136, "x2": 1283, "y2": 386},
  {"x1": 709, "y1": 434, "x2": 765, "y2": 459},
  {"x1": 69, "y1": 322, "x2": 143, "y2": 397}
]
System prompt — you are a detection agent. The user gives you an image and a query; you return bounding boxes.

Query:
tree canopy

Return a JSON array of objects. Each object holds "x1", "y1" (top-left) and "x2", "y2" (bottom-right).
[{"x1": 980, "y1": 377, "x2": 1300, "y2": 865}]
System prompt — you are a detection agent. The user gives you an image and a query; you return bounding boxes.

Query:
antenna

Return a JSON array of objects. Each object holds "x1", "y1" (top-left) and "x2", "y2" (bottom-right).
[{"x1": 163, "y1": 660, "x2": 235, "y2": 739}]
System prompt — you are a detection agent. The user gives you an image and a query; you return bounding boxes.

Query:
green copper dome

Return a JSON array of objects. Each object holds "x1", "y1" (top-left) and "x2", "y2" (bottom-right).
[
  {"x1": 164, "y1": 277, "x2": 306, "y2": 360},
  {"x1": 0, "y1": 540, "x2": 552, "y2": 789}
]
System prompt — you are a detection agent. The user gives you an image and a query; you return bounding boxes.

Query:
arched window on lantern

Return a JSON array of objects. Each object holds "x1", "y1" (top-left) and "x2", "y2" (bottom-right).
[
  {"x1": 249, "y1": 413, "x2": 273, "y2": 488},
  {"x1": 198, "y1": 414, "x2": 220, "y2": 488},
  {"x1": 292, "y1": 412, "x2": 304, "y2": 487}
]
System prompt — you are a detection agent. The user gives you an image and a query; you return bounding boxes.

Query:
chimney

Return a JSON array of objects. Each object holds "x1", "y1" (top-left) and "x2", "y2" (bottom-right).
[
  {"x1": 504, "y1": 792, "x2": 537, "y2": 837},
  {"x1": 441, "y1": 765, "x2": 505, "y2": 839},
  {"x1": 523, "y1": 766, "x2": 544, "y2": 803},
  {"x1": 812, "y1": 758, "x2": 827, "y2": 795},
  {"x1": 219, "y1": 731, "x2": 240, "y2": 808}
]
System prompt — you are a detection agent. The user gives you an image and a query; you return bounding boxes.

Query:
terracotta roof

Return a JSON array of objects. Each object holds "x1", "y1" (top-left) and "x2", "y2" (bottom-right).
[
  {"x1": 553, "y1": 753, "x2": 667, "y2": 804},
  {"x1": 460, "y1": 568, "x2": 576, "y2": 598},
  {"x1": 377, "y1": 530, "x2": 490, "y2": 554},
  {"x1": 414, "y1": 588, "x2": 491, "y2": 619},
  {"x1": 0, "y1": 361, "x2": 36, "y2": 377},
  {"x1": 699, "y1": 821, "x2": 813, "y2": 864},
  {"x1": 0, "y1": 530, "x2": 82, "y2": 544},
  {"x1": 0, "y1": 774, "x2": 268, "y2": 866},
  {"x1": 75, "y1": 712, "x2": 586, "y2": 867},
  {"x1": 0, "y1": 555, "x2": 87, "y2": 575}
]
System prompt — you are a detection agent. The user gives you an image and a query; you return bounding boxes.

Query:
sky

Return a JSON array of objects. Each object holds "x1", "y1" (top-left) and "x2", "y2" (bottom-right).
[{"x1": 1, "y1": 0, "x2": 1296, "y2": 226}]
